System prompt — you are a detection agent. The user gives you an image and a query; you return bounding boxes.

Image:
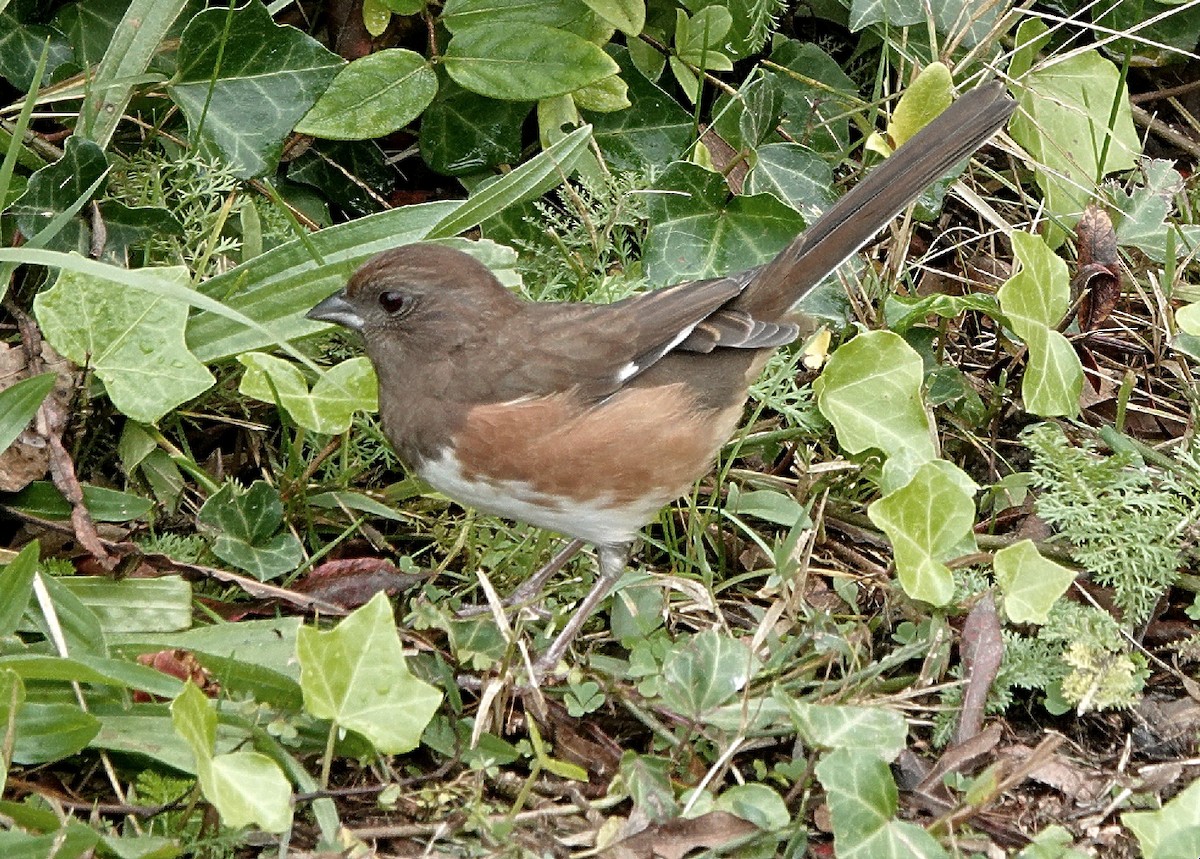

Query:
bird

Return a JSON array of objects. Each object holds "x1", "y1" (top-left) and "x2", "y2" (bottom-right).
[{"x1": 307, "y1": 82, "x2": 1016, "y2": 674}]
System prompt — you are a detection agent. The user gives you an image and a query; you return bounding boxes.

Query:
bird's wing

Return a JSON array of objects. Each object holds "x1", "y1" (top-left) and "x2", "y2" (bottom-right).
[{"x1": 493, "y1": 269, "x2": 797, "y2": 402}]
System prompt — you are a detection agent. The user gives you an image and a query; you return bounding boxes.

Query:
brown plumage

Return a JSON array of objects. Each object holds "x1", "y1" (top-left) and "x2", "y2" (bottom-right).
[{"x1": 307, "y1": 83, "x2": 1016, "y2": 673}]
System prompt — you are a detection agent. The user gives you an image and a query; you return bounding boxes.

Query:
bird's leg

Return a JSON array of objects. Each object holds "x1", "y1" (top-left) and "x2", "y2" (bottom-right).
[
  {"x1": 504, "y1": 537, "x2": 586, "y2": 605},
  {"x1": 533, "y1": 542, "x2": 630, "y2": 675},
  {"x1": 457, "y1": 537, "x2": 586, "y2": 618}
]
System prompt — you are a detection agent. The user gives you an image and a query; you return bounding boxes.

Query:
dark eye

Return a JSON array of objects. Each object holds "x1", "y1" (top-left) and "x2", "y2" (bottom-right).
[{"x1": 378, "y1": 290, "x2": 412, "y2": 316}]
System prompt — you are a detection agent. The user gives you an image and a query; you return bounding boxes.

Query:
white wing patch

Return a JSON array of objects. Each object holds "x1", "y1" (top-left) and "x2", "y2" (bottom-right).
[{"x1": 616, "y1": 322, "x2": 699, "y2": 385}]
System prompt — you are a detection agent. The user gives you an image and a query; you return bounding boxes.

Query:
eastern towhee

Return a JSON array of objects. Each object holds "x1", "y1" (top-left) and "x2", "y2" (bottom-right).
[{"x1": 307, "y1": 83, "x2": 1016, "y2": 674}]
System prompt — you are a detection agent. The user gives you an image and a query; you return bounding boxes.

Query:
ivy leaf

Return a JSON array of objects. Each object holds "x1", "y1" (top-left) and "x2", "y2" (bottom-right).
[
  {"x1": 0, "y1": 11, "x2": 73, "y2": 90},
  {"x1": 171, "y1": 682, "x2": 292, "y2": 833},
  {"x1": 32, "y1": 264, "x2": 214, "y2": 424},
  {"x1": 419, "y1": 78, "x2": 531, "y2": 176},
  {"x1": 814, "y1": 330, "x2": 936, "y2": 492},
  {"x1": 780, "y1": 697, "x2": 908, "y2": 762},
  {"x1": 587, "y1": 47, "x2": 692, "y2": 172},
  {"x1": 296, "y1": 49, "x2": 438, "y2": 140},
  {"x1": 643, "y1": 160, "x2": 805, "y2": 284},
  {"x1": 816, "y1": 749, "x2": 949, "y2": 858},
  {"x1": 847, "y1": 0, "x2": 926, "y2": 31},
  {"x1": 169, "y1": 1, "x2": 342, "y2": 177},
  {"x1": 997, "y1": 232, "x2": 1083, "y2": 418},
  {"x1": 994, "y1": 540, "x2": 1077, "y2": 624},
  {"x1": 10, "y1": 136, "x2": 108, "y2": 253},
  {"x1": 1112, "y1": 159, "x2": 1200, "y2": 263},
  {"x1": 1177, "y1": 301, "x2": 1200, "y2": 337},
  {"x1": 443, "y1": 23, "x2": 618, "y2": 100},
  {"x1": 297, "y1": 592, "x2": 443, "y2": 754},
  {"x1": 765, "y1": 40, "x2": 855, "y2": 155},
  {"x1": 1123, "y1": 777, "x2": 1200, "y2": 859},
  {"x1": 657, "y1": 629, "x2": 761, "y2": 720},
  {"x1": 868, "y1": 460, "x2": 978, "y2": 606},
  {"x1": 1008, "y1": 19, "x2": 1139, "y2": 245},
  {"x1": 197, "y1": 481, "x2": 303, "y2": 581},
  {"x1": 237, "y1": 353, "x2": 377, "y2": 435}
]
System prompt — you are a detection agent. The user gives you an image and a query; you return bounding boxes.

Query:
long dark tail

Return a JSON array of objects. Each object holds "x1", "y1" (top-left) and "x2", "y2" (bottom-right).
[{"x1": 735, "y1": 82, "x2": 1016, "y2": 319}]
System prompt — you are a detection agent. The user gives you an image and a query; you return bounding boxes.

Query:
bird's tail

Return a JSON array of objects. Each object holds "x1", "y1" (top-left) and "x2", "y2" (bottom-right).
[{"x1": 735, "y1": 81, "x2": 1016, "y2": 319}]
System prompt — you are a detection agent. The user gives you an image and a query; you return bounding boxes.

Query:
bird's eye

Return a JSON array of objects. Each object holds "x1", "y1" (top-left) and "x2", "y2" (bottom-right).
[{"x1": 378, "y1": 290, "x2": 411, "y2": 316}]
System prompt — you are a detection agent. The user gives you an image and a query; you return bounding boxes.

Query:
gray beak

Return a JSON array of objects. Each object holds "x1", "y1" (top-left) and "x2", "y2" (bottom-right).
[{"x1": 306, "y1": 290, "x2": 363, "y2": 331}]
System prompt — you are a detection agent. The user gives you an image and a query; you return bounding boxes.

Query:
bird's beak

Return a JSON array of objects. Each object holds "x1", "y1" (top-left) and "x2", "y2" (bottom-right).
[{"x1": 306, "y1": 290, "x2": 363, "y2": 331}]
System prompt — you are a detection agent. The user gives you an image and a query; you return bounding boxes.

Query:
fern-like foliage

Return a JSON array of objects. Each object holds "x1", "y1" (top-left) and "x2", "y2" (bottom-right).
[{"x1": 1024, "y1": 423, "x2": 1194, "y2": 626}]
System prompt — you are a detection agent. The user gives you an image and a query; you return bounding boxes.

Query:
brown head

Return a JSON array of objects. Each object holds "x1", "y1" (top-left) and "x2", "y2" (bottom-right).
[{"x1": 306, "y1": 244, "x2": 522, "y2": 357}]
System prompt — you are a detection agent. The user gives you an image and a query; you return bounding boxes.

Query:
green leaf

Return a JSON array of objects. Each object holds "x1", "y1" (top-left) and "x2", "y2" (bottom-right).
[
  {"x1": 1007, "y1": 19, "x2": 1140, "y2": 245},
  {"x1": 0, "y1": 481, "x2": 152, "y2": 523},
  {"x1": 30, "y1": 572, "x2": 107, "y2": 657},
  {"x1": 643, "y1": 160, "x2": 805, "y2": 284},
  {"x1": 0, "y1": 11, "x2": 73, "y2": 91},
  {"x1": 419, "y1": 78, "x2": 531, "y2": 176},
  {"x1": 581, "y1": 0, "x2": 644, "y2": 35},
  {"x1": 571, "y1": 73, "x2": 630, "y2": 112},
  {"x1": 724, "y1": 485, "x2": 809, "y2": 528},
  {"x1": 994, "y1": 540, "x2": 1077, "y2": 624},
  {"x1": 816, "y1": 748, "x2": 949, "y2": 858},
  {"x1": 9, "y1": 135, "x2": 108, "y2": 254},
  {"x1": 296, "y1": 592, "x2": 443, "y2": 754},
  {"x1": 443, "y1": 23, "x2": 619, "y2": 100},
  {"x1": 197, "y1": 481, "x2": 303, "y2": 581},
  {"x1": 206, "y1": 751, "x2": 294, "y2": 833},
  {"x1": 885, "y1": 292, "x2": 1002, "y2": 334},
  {"x1": 0, "y1": 826, "x2": 98, "y2": 859},
  {"x1": 713, "y1": 783, "x2": 789, "y2": 830},
  {"x1": 1123, "y1": 777, "x2": 1200, "y2": 859},
  {"x1": 32, "y1": 264, "x2": 213, "y2": 424},
  {"x1": 867, "y1": 460, "x2": 978, "y2": 606},
  {"x1": 847, "y1": 0, "x2": 926, "y2": 30},
  {"x1": 0, "y1": 542, "x2": 38, "y2": 637},
  {"x1": 814, "y1": 330, "x2": 936, "y2": 490},
  {"x1": 746, "y1": 143, "x2": 835, "y2": 215},
  {"x1": 1178, "y1": 301, "x2": 1200, "y2": 337},
  {"x1": 674, "y1": 6, "x2": 734, "y2": 71},
  {"x1": 711, "y1": 72, "x2": 784, "y2": 153},
  {"x1": 0, "y1": 668, "x2": 23, "y2": 794},
  {"x1": 657, "y1": 629, "x2": 761, "y2": 720},
  {"x1": 307, "y1": 490, "x2": 408, "y2": 521},
  {"x1": 238, "y1": 353, "x2": 377, "y2": 434},
  {"x1": 362, "y1": 0, "x2": 393, "y2": 36},
  {"x1": 428, "y1": 126, "x2": 593, "y2": 238},
  {"x1": 765, "y1": 40, "x2": 855, "y2": 155},
  {"x1": 0, "y1": 654, "x2": 182, "y2": 699},
  {"x1": 57, "y1": 576, "x2": 192, "y2": 634},
  {"x1": 780, "y1": 697, "x2": 907, "y2": 761},
  {"x1": 884, "y1": 62, "x2": 953, "y2": 150},
  {"x1": 296, "y1": 49, "x2": 438, "y2": 140},
  {"x1": 690, "y1": 0, "x2": 778, "y2": 57},
  {"x1": 113, "y1": 617, "x2": 303, "y2": 681},
  {"x1": 0, "y1": 373, "x2": 53, "y2": 455},
  {"x1": 441, "y1": 0, "x2": 593, "y2": 33},
  {"x1": 12, "y1": 702, "x2": 100, "y2": 765},
  {"x1": 76, "y1": 0, "x2": 191, "y2": 148},
  {"x1": 169, "y1": 1, "x2": 342, "y2": 177},
  {"x1": 1094, "y1": 0, "x2": 1200, "y2": 70},
  {"x1": 996, "y1": 232, "x2": 1083, "y2": 417},
  {"x1": 384, "y1": 0, "x2": 426, "y2": 12},
  {"x1": 1113, "y1": 159, "x2": 1200, "y2": 263},
  {"x1": 587, "y1": 47, "x2": 692, "y2": 172},
  {"x1": 171, "y1": 682, "x2": 292, "y2": 833}
]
